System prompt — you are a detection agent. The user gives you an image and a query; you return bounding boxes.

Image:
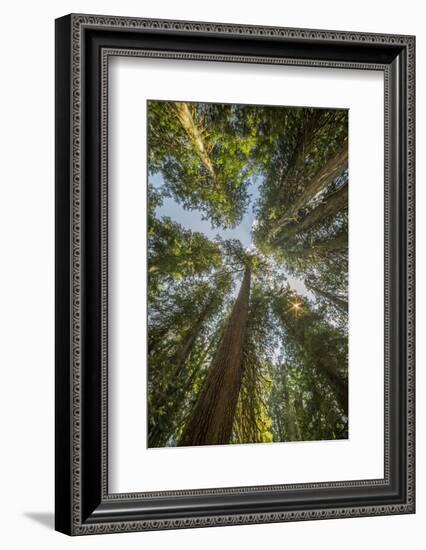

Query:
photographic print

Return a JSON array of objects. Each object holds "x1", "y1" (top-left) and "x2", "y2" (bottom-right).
[
  {"x1": 56, "y1": 16, "x2": 415, "y2": 533},
  {"x1": 147, "y1": 100, "x2": 349, "y2": 448}
]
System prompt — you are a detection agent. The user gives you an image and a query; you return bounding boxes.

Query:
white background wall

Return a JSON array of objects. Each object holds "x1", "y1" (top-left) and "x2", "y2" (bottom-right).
[{"x1": 0, "y1": 0, "x2": 423, "y2": 548}]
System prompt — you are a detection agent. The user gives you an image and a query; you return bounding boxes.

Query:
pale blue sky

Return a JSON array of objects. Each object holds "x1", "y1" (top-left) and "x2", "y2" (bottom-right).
[
  {"x1": 150, "y1": 172, "x2": 312, "y2": 298},
  {"x1": 150, "y1": 172, "x2": 260, "y2": 248}
]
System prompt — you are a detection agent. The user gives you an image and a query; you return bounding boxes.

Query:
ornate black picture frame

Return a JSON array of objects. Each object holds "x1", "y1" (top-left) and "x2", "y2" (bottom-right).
[{"x1": 55, "y1": 13, "x2": 415, "y2": 535}]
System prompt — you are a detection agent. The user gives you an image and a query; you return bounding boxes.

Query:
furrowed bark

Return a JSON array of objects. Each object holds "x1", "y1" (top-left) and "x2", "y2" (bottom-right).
[{"x1": 180, "y1": 267, "x2": 251, "y2": 446}]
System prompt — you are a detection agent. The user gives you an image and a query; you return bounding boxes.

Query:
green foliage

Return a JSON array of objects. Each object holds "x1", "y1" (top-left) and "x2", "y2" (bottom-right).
[
  {"x1": 253, "y1": 108, "x2": 348, "y2": 262},
  {"x1": 232, "y1": 285, "x2": 276, "y2": 444},
  {"x1": 146, "y1": 101, "x2": 349, "y2": 447},
  {"x1": 271, "y1": 288, "x2": 348, "y2": 440},
  {"x1": 148, "y1": 214, "x2": 222, "y2": 294},
  {"x1": 148, "y1": 101, "x2": 258, "y2": 228},
  {"x1": 148, "y1": 271, "x2": 233, "y2": 447}
]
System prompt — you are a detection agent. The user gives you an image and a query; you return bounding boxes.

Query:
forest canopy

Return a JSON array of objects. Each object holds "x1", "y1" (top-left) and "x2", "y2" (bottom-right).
[{"x1": 147, "y1": 100, "x2": 349, "y2": 447}]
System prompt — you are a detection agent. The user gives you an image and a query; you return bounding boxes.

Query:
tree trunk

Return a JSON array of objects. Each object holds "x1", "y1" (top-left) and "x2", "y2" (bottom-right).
[
  {"x1": 276, "y1": 181, "x2": 348, "y2": 244},
  {"x1": 283, "y1": 386, "x2": 299, "y2": 441},
  {"x1": 179, "y1": 267, "x2": 251, "y2": 446},
  {"x1": 307, "y1": 283, "x2": 349, "y2": 313},
  {"x1": 274, "y1": 144, "x2": 348, "y2": 234},
  {"x1": 173, "y1": 102, "x2": 216, "y2": 179},
  {"x1": 148, "y1": 293, "x2": 222, "y2": 447},
  {"x1": 275, "y1": 296, "x2": 348, "y2": 419},
  {"x1": 317, "y1": 360, "x2": 348, "y2": 416},
  {"x1": 287, "y1": 232, "x2": 348, "y2": 260},
  {"x1": 171, "y1": 294, "x2": 219, "y2": 379}
]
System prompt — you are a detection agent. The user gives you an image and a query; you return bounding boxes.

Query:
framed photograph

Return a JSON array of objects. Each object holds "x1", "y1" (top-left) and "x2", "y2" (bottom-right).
[{"x1": 55, "y1": 14, "x2": 415, "y2": 535}]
